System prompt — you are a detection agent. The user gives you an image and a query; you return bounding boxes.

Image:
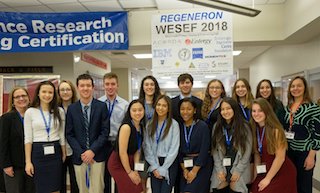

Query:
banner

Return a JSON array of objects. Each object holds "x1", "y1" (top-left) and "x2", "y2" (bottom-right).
[
  {"x1": 0, "y1": 12, "x2": 128, "y2": 52},
  {"x1": 152, "y1": 10, "x2": 233, "y2": 79}
]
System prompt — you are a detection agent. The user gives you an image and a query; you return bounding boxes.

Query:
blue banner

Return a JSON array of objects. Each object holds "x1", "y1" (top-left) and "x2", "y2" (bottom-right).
[{"x1": 0, "y1": 12, "x2": 128, "y2": 52}]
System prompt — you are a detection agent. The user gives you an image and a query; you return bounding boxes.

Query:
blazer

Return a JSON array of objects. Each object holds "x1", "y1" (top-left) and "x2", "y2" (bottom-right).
[
  {"x1": 66, "y1": 98, "x2": 110, "y2": 165},
  {"x1": 0, "y1": 111, "x2": 25, "y2": 169},
  {"x1": 171, "y1": 95, "x2": 203, "y2": 124}
]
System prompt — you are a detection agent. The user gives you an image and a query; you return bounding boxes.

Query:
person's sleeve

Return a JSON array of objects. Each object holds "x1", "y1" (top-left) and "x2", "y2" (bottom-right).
[
  {"x1": 24, "y1": 109, "x2": 33, "y2": 144},
  {"x1": 0, "y1": 115, "x2": 12, "y2": 168},
  {"x1": 194, "y1": 122, "x2": 210, "y2": 166},
  {"x1": 143, "y1": 124, "x2": 160, "y2": 172},
  {"x1": 58, "y1": 108, "x2": 65, "y2": 146},
  {"x1": 309, "y1": 103, "x2": 320, "y2": 150}
]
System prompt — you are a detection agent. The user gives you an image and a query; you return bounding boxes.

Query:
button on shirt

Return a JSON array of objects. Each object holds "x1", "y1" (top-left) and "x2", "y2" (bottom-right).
[{"x1": 98, "y1": 95, "x2": 129, "y2": 141}]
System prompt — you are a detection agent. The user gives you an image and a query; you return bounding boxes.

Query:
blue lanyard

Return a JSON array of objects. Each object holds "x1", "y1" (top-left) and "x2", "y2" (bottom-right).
[
  {"x1": 144, "y1": 101, "x2": 154, "y2": 120},
  {"x1": 239, "y1": 103, "x2": 250, "y2": 121},
  {"x1": 156, "y1": 119, "x2": 166, "y2": 144},
  {"x1": 107, "y1": 98, "x2": 116, "y2": 117},
  {"x1": 256, "y1": 127, "x2": 265, "y2": 156},
  {"x1": 39, "y1": 107, "x2": 51, "y2": 140},
  {"x1": 17, "y1": 111, "x2": 24, "y2": 125},
  {"x1": 131, "y1": 120, "x2": 142, "y2": 150},
  {"x1": 206, "y1": 98, "x2": 221, "y2": 123},
  {"x1": 184, "y1": 122, "x2": 195, "y2": 151},
  {"x1": 223, "y1": 127, "x2": 233, "y2": 147}
]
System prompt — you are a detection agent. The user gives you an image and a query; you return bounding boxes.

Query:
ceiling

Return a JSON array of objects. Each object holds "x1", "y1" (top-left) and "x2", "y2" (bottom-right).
[{"x1": 0, "y1": 0, "x2": 304, "y2": 75}]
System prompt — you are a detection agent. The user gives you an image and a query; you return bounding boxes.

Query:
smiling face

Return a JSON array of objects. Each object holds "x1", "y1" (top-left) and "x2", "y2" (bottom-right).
[
  {"x1": 290, "y1": 78, "x2": 305, "y2": 100},
  {"x1": 104, "y1": 77, "x2": 118, "y2": 98},
  {"x1": 180, "y1": 101, "x2": 195, "y2": 125},
  {"x1": 235, "y1": 80, "x2": 247, "y2": 98},
  {"x1": 208, "y1": 81, "x2": 223, "y2": 99},
  {"x1": 143, "y1": 78, "x2": 155, "y2": 97},
  {"x1": 156, "y1": 98, "x2": 168, "y2": 119},
  {"x1": 252, "y1": 103, "x2": 266, "y2": 127},
  {"x1": 13, "y1": 89, "x2": 29, "y2": 110},
  {"x1": 178, "y1": 79, "x2": 193, "y2": 96},
  {"x1": 77, "y1": 79, "x2": 94, "y2": 101},
  {"x1": 39, "y1": 84, "x2": 54, "y2": 105},
  {"x1": 259, "y1": 81, "x2": 272, "y2": 99},
  {"x1": 220, "y1": 101, "x2": 234, "y2": 124},
  {"x1": 130, "y1": 102, "x2": 145, "y2": 123},
  {"x1": 59, "y1": 82, "x2": 73, "y2": 102}
]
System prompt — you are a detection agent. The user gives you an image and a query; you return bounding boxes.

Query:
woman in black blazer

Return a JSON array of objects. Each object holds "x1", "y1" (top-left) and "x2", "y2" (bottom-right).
[{"x1": 0, "y1": 87, "x2": 35, "y2": 193}]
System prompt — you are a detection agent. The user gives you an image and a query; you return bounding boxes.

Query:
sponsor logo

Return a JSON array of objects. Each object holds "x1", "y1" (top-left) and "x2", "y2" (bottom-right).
[
  {"x1": 178, "y1": 48, "x2": 191, "y2": 61},
  {"x1": 184, "y1": 38, "x2": 212, "y2": 45},
  {"x1": 192, "y1": 48, "x2": 203, "y2": 59},
  {"x1": 153, "y1": 48, "x2": 172, "y2": 58}
]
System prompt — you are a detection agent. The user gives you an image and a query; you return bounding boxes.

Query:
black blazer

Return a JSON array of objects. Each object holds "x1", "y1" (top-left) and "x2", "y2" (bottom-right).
[
  {"x1": 66, "y1": 98, "x2": 110, "y2": 165},
  {"x1": 0, "y1": 111, "x2": 25, "y2": 169},
  {"x1": 171, "y1": 95, "x2": 203, "y2": 124}
]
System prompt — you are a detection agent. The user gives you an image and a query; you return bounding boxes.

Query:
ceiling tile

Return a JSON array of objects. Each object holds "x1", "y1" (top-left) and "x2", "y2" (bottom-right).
[
  {"x1": 38, "y1": 0, "x2": 78, "y2": 4},
  {"x1": 14, "y1": 5, "x2": 54, "y2": 12},
  {"x1": 0, "y1": 2, "x2": 7, "y2": 8},
  {"x1": 119, "y1": 0, "x2": 156, "y2": 8},
  {"x1": 155, "y1": 0, "x2": 193, "y2": 9},
  {"x1": 267, "y1": 0, "x2": 286, "y2": 4},
  {"x1": 47, "y1": 3, "x2": 88, "y2": 12},
  {"x1": 82, "y1": 1, "x2": 123, "y2": 11},
  {"x1": 78, "y1": 0, "x2": 115, "y2": 2},
  {"x1": 0, "y1": 0, "x2": 41, "y2": 7},
  {"x1": 0, "y1": 7, "x2": 17, "y2": 11}
]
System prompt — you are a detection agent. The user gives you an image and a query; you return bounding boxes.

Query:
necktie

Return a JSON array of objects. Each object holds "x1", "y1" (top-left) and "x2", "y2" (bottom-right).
[{"x1": 83, "y1": 105, "x2": 90, "y2": 189}]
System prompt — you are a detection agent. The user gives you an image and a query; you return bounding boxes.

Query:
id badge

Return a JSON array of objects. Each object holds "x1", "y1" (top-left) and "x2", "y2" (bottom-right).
[
  {"x1": 43, "y1": 144, "x2": 55, "y2": 155},
  {"x1": 285, "y1": 131, "x2": 295, "y2": 139},
  {"x1": 134, "y1": 161, "x2": 145, "y2": 172},
  {"x1": 183, "y1": 157, "x2": 194, "y2": 168},
  {"x1": 223, "y1": 157, "x2": 232, "y2": 166},
  {"x1": 256, "y1": 163, "x2": 267, "y2": 174}
]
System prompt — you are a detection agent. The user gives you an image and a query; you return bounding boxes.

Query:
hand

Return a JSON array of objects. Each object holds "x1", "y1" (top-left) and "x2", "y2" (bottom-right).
[
  {"x1": 186, "y1": 170, "x2": 197, "y2": 184},
  {"x1": 81, "y1": 150, "x2": 95, "y2": 164},
  {"x1": 153, "y1": 169, "x2": 163, "y2": 179},
  {"x1": 230, "y1": 172, "x2": 240, "y2": 182},
  {"x1": 217, "y1": 171, "x2": 226, "y2": 182},
  {"x1": 183, "y1": 169, "x2": 189, "y2": 180},
  {"x1": 304, "y1": 155, "x2": 315, "y2": 170},
  {"x1": 62, "y1": 153, "x2": 67, "y2": 163},
  {"x1": 25, "y1": 162, "x2": 34, "y2": 177},
  {"x1": 3, "y1": 167, "x2": 14, "y2": 177},
  {"x1": 258, "y1": 177, "x2": 270, "y2": 191},
  {"x1": 128, "y1": 171, "x2": 141, "y2": 185}
]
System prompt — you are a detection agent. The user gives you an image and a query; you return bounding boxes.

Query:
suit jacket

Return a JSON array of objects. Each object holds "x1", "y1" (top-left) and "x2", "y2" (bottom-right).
[
  {"x1": 66, "y1": 98, "x2": 110, "y2": 165},
  {"x1": 171, "y1": 95, "x2": 203, "y2": 124},
  {"x1": 0, "y1": 111, "x2": 25, "y2": 169}
]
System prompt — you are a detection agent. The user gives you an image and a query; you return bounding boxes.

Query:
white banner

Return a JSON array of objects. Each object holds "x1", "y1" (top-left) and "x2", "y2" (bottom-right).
[{"x1": 151, "y1": 11, "x2": 233, "y2": 79}]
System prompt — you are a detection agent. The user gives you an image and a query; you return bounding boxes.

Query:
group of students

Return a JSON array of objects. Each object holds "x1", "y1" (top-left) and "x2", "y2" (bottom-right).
[{"x1": 0, "y1": 72, "x2": 319, "y2": 193}]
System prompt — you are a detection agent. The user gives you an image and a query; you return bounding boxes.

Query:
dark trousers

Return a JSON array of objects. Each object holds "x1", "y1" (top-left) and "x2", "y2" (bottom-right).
[
  {"x1": 288, "y1": 150, "x2": 314, "y2": 193},
  {"x1": 3, "y1": 168, "x2": 35, "y2": 193},
  {"x1": 150, "y1": 174, "x2": 172, "y2": 193},
  {"x1": 104, "y1": 141, "x2": 115, "y2": 193},
  {"x1": 61, "y1": 156, "x2": 79, "y2": 193},
  {"x1": 0, "y1": 170, "x2": 5, "y2": 192}
]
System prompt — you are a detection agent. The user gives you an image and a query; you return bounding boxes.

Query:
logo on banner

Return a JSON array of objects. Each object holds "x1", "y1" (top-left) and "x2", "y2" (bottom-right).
[
  {"x1": 185, "y1": 38, "x2": 212, "y2": 45},
  {"x1": 178, "y1": 48, "x2": 191, "y2": 61},
  {"x1": 153, "y1": 48, "x2": 172, "y2": 58},
  {"x1": 192, "y1": 48, "x2": 203, "y2": 59}
]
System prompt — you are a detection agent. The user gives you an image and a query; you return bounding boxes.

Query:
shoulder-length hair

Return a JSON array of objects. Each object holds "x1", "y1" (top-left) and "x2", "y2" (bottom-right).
[
  {"x1": 138, "y1": 75, "x2": 161, "y2": 107},
  {"x1": 201, "y1": 79, "x2": 226, "y2": 119},
  {"x1": 149, "y1": 95, "x2": 173, "y2": 140},
  {"x1": 256, "y1": 79, "x2": 278, "y2": 111},
  {"x1": 212, "y1": 97, "x2": 249, "y2": 155},
  {"x1": 7, "y1": 87, "x2": 30, "y2": 112},
  {"x1": 232, "y1": 78, "x2": 254, "y2": 109},
  {"x1": 287, "y1": 76, "x2": 312, "y2": 106},
  {"x1": 178, "y1": 97, "x2": 200, "y2": 121},
  {"x1": 250, "y1": 98, "x2": 287, "y2": 155},
  {"x1": 122, "y1": 99, "x2": 146, "y2": 128},
  {"x1": 57, "y1": 80, "x2": 78, "y2": 106},
  {"x1": 31, "y1": 81, "x2": 61, "y2": 125}
]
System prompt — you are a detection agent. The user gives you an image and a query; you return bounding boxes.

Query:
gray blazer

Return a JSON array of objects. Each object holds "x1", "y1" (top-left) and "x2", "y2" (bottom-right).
[{"x1": 210, "y1": 124, "x2": 252, "y2": 193}]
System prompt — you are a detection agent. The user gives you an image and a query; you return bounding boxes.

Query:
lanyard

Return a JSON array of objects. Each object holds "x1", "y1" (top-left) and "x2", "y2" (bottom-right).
[
  {"x1": 17, "y1": 111, "x2": 24, "y2": 125},
  {"x1": 184, "y1": 121, "x2": 195, "y2": 151},
  {"x1": 239, "y1": 103, "x2": 250, "y2": 121},
  {"x1": 223, "y1": 127, "x2": 233, "y2": 147},
  {"x1": 145, "y1": 101, "x2": 154, "y2": 120},
  {"x1": 256, "y1": 127, "x2": 265, "y2": 156},
  {"x1": 40, "y1": 107, "x2": 52, "y2": 141},
  {"x1": 107, "y1": 98, "x2": 116, "y2": 117},
  {"x1": 289, "y1": 101, "x2": 303, "y2": 131},
  {"x1": 156, "y1": 119, "x2": 166, "y2": 144},
  {"x1": 206, "y1": 98, "x2": 221, "y2": 123}
]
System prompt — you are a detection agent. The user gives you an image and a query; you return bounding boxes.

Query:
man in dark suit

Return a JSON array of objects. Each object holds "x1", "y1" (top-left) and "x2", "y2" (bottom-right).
[
  {"x1": 66, "y1": 74, "x2": 109, "y2": 193},
  {"x1": 171, "y1": 73, "x2": 202, "y2": 193}
]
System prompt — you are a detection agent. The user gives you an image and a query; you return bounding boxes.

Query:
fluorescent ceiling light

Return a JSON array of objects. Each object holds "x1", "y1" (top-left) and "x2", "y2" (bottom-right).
[
  {"x1": 205, "y1": 75, "x2": 216, "y2": 78},
  {"x1": 160, "y1": 76, "x2": 172, "y2": 79},
  {"x1": 178, "y1": 0, "x2": 261, "y2": 17},
  {"x1": 133, "y1": 54, "x2": 152, "y2": 59},
  {"x1": 233, "y1": 50, "x2": 242, "y2": 56}
]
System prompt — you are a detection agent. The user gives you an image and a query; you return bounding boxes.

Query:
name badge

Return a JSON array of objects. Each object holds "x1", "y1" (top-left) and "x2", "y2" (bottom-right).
[
  {"x1": 256, "y1": 164, "x2": 267, "y2": 174},
  {"x1": 223, "y1": 158, "x2": 232, "y2": 166},
  {"x1": 43, "y1": 145, "x2": 55, "y2": 155},
  {"x1": 285, "y1": 131, "x2": 295, "y2": 139},
  {"x1": 183, "y1": 157, "x2": 194, "y2": 168},
  {"x1": 134, "y1": 162, "x2": 145, "y2": 172}
]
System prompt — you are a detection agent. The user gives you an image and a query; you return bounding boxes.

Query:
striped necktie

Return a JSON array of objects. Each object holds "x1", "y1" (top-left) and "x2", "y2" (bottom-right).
[{"x1": 83, "y1": 105, "x2": 90, "y2": 189}]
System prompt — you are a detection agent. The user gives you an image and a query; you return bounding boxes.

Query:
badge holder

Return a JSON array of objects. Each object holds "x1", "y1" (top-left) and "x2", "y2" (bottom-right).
[
  {"x1": 134, "y1": 161, "x2": 145, "y2": 172},
  {"x1": 223, "y1": 157, "x2": 232, "y2": 167},
  {"x1": 43, "y1": 144, "x2": 55, "y2": 155},
  {"x1": 256, "y1": 163, "x2": 267, "y2": 174},
  {"x1": 183, "y1": 157, "x2": 194, "y2": 168},
  {"x1": 285, "y1": 130, "x2": 295, "y2": 140}
]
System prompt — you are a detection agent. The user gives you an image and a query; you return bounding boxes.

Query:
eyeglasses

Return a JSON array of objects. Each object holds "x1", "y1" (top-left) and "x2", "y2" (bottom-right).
[
  {"x1": 209, "y1": 86, "x2": 221, "y2": 90},
  {"x1": 13, "y1": 95, "x2": 28, "y2": 100},
  {"x1": 60, "y1": 88, "x2": 72, "y2": 92}
]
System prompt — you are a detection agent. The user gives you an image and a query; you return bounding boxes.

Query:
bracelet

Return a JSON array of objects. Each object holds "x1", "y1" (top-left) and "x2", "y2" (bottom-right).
[{"x1": 127, "y1": 170, "x2": 132, "y2": 175}]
